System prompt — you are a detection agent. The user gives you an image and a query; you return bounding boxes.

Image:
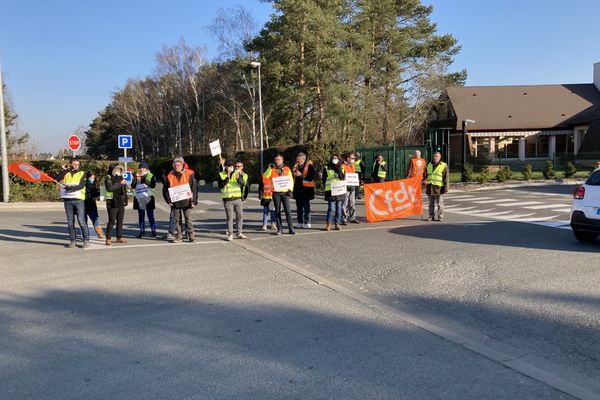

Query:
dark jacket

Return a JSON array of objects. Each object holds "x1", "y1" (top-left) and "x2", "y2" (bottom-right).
[
  {"x1": 323, "y1": 163, "x2": 346, "y2": 201},
  {"x1": 105, "y1": 173, "x2": 128, "y2": 208},
  {"x1": 292, "y1": 162, "x2": 316, "y2": 201},
  {"x1": 85, "y1": 179, "x2": 101, "y2": 202},
  {"x1": 424, "y1": 161, "x2": 450, "y2": 196},
  {"x1": 162, "y1": 169, "x2": 198, "y2": 209},
  {"x1": 218, "y1": 170, "x2": 246, "y2": 201},
  {"x1": 132, "y1": 173, "x2": 157, "y2": 210},
  {"x1": 356, "y1": 159, "x2": 366, "y2": 181}
]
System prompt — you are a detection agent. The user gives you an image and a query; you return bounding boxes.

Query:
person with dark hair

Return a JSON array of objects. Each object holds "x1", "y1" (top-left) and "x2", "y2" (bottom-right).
[
  {"x1": 259, "y1": 163, "x2": 277, "y2": 230},
  {"x1": 341, "y1": 152, "x2": 360, "y2": 225},
  {"x1": 163, "y1": 157, "x2": 198, "y2": 243},
  {"x1": 57, "y1": 158, "x2": 90, "y2": 248},
  {"x1": 323, "y1": 154, "x2": 346, "y2": 231},
  {"x1": 218, "y1": 159, "x2": 248, "y2": 241},
  {"x1": 292, "y1": 152, "x2": 316, "y2": 229},
  {"x1": 105, "y1": 164, "x2": 129, "y2": 246},
  {"x1": 85, "y1": 170, "x2": 104, "y2": 239},
  {"x1": 271, "y1": 154, "x2": 296, "y2": 235},
  {"x1": 371, "y1": 154, "x2": 387, "y2": 183},
  {"x1": 132, "y1": 160, "x2": 157, "y2": 238}
]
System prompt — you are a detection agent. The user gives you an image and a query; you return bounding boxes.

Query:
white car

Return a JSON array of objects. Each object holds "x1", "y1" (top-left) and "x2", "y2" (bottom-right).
[{"x1": 571, "y1": 168, "x2": 600, "y2": 242}]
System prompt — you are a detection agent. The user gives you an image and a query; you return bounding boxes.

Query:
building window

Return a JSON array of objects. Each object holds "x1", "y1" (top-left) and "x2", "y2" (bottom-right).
[
  {"x1": 537, "y1": 135, "x2": 549, "y2": 158},
  {"x1": 495, "y1": 137, "x2": 519, "y2": 159}
]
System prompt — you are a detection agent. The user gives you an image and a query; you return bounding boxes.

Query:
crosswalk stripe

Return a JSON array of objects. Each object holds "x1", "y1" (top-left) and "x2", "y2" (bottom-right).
[
  {"x1": 198, "y1": 200, "x2": 220, "y2": 205},
  {"x1": 443, "y1": 206, "x2": 478, "y2": 212},
  {"x1": 445, "y1": 195, "x2": 477, "y2": 200},
  {"x1": 472, "y1": 198, "x2": 517, "y2": 204},
  {"x1": 523, "y1": 204, "x2": 570, "y2": 210},
  {"x1": 461, "y1": 208, "x2": 495, "y2": 215},
  {"x1": 497, "y1": 201, "x2": 542, "y2": 207},
  {"x1": 552, "y1": 208, "x2": 571, "y2": 213},
  {"x1": 466, "y1": 210, "x2": 515, "y2": 217},
  {"x1": 495, "y1": 213, "x2": 536, "y2": 220},
  {"x1": 447, "y1": 196, "x2": 495, "y2": 202}
]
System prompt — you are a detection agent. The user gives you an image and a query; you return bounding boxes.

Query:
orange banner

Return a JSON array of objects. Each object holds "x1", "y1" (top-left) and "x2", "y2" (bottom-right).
[{"x1": 364, "y1": 177, "x2": 422, "y2": 222}]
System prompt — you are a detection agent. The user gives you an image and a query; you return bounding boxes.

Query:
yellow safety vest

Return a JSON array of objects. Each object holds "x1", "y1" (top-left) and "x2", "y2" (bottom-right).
[
  {"x1": 63, "y1": 171, "x2": 86, "y2": 200},
  {"x1": 354, "y1": 160, "x2": 362, "y2": 173},
  {"x1": 220, "y1": 171, "x2": 246, "y2": 199},
  {"x1": 427, "y1": 162, "x2": 447, "y2": 187},
  {"x1": 324, "y1": 168, "x2": 344, "y2": 192},
  {"x1": 373, "y1": 161, "x2": 387, "y2": 178}
]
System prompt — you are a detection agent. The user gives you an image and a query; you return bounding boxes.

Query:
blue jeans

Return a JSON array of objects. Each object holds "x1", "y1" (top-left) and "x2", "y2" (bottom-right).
[
  {"x1": 64, "y1": 200, "x2": 89, "y2": 241},
  {"x1": 326, "y1": 200, "x2": 343, "y2": 225},
  {"x1": 262, "y1": 203, "x2": 276, "y2": 226},
  {"x1": 138, "y1": 209, "x2": 156, "y2": 234},
  {"x1": 295, "y1": 199, "x2": 311, "y2": 224}
]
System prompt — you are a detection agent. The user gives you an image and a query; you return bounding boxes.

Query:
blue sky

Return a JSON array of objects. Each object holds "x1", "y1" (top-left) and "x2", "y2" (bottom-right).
[{"x1": 1, "y1": 0, "x2": 599, "y2": 153}]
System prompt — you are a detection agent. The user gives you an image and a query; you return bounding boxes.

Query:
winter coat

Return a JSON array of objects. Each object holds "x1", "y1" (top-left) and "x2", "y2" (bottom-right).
[
  {"x1": 322, "y1": 163, "x2": 346, "y2": 202},
  {"x1": 132, "y1": 173, "x2": 157, "y2": 210}
]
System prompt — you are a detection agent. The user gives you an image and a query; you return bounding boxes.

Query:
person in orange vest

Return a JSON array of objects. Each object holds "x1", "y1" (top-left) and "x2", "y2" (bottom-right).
[
  {"x1": 271, "y1": 154, "x2": 296, "y2": 235},
  {"x1": 162, "y1": 157, "x2": 198, "y2": 243},
  {"x1": 259, "y1": 163, "x2": 277, "y2": 230},
  {"x1": 407, "y1": 150, "x2": 426, "y2": 183},
  {"x1": 292, "y1": 152, "x2": 316, "y2": 229},
  {"x1": 341, "y1": 151, "x2": 360, "y2": 225}
]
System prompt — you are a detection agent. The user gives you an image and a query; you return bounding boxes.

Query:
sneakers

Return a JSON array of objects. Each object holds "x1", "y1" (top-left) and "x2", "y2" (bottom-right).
[
  {"x1": 236, "y1": 233, "x2": 248, "y2": 239},
  {"x1": 306, "y1": 223, "x2": 311, "y2": 229},
  {"x1": 226, "y1": 234, "x2": 234, "y2": 241},
  {"x1": 188, "y1": 237, "x2": 196, "y2": 243},
  {"x1": 82, "y1": 241, "x2": 90, "y2": 249},
  {"x1": 67, "y1": 241, "x2": 76, "y2": 248},
  {"x1": 261, "y1": 224, "x2": 268, "y2": 231},
  {"x1": 151, "y1": 231, "x2": 157, "y2": 237},
  {"x1": 289, "y1": 230, "x2": 296, "y2": 235},
  {"x1": 276, "y1": 230, "x2": 283, "y2": 236},
  {"x1": 350, "y1": 219, "x2": 361, "y2": 224},
  {"x1": 426, "y1": 217, "x2": 434, "y2": 221},
  {"x1": 137, "y1": 232, "x2": 144, "y2": 239},
  {"x1": 174, "y1": 236, "x2": 183, "y2": 243},
  {"x1": 271, "y1": 223, "x2": 278, "y2": 230},
  {"x1": 341, "y1": 220, "x2": 348, "y2": 226},
  {"x1": 166, "y1": 233, "x2": 175, "y2": 241}
]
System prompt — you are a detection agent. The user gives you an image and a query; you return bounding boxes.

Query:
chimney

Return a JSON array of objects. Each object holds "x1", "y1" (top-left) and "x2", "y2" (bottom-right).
[{"x1": 595, "y1": 62, "x2": 600, "y2": 92}]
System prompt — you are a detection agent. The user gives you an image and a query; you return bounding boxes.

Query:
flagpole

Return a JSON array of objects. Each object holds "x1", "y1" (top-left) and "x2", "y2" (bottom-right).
[{"x1": 0, "y1": 62, "x2": 10, "y2": 203}]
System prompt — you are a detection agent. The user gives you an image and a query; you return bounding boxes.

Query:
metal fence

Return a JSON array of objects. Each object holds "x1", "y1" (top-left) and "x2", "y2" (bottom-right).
[{"x1": 356, "y1": 145, "x2": 430, "y2": 181}]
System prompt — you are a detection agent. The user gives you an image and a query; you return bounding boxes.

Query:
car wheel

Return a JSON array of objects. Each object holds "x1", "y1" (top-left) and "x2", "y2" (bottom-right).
[{"x1": 573, "y1": 229, "x2": 598, "y2": 243}]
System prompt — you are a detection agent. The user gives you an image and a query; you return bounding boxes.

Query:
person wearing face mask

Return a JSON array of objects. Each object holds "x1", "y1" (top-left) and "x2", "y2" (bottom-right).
[
  {"x1": 271, "y1": 154, "x2": 296, "y2": 235},
  {"x1": 341, "y1": 152, "x2": 360, "y2": 225},
  {"x1": 57, "y1": 158, "x2": 90, "y2": 248},
  {"x1": 218, "y1": 160, "x2": 248, "y2": 241},
  {"x1": 104, "y1": 164, "x2": 129, "y2": 246},
  {"x1": 292, "y1": 152, "x2": 316, "y2": 229},
  {"x1": 132, "y1": 160, "x2": 157, "y2": 238},
  {"x1": 323, "y1": 154, "x2": 346, "y2": 231},
  {"x1": 84, "y1": 170, "x2": 104, "y2": 239}
]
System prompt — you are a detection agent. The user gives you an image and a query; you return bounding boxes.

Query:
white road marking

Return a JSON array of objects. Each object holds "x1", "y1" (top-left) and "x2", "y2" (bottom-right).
[
  {"x1": 524, "y1": 204, "x2": 571, "y2": 210},
  {"x1": 467, "y1": 210, "x2": 515, "y2": 217},
  {"x1": 447, "y1": 196, "x2": 495, "y2": 201},
  {"x1": 198, "y1": 200, "x2": 220, "y2": 206},
  {"x1": 472, "y1": 198, "x2": 517, "y2": 204},
  {"x1": 444, "y1": 195, "x2": 477, "y2": 200},
  {"x1": 497, "y1": 201, "x2": 542, "y2": 207},
  {"x1": 494, "y1": 213, "x2": 536, "y2": 220},
  {"x1": 443, "y1": 206, "x2": 478, "y2": 212},
  {"x1": 552, "y1": 208, "x2": 572, "y2": 213}
]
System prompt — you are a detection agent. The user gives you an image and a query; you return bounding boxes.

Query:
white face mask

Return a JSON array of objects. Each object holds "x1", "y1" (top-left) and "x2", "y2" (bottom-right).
[
  {"x1": 227, "y1": 167, "x2": 234, "y2": 173},
  {"x1": 332, "y1": 159, "x2": 339, "y2": 165}
]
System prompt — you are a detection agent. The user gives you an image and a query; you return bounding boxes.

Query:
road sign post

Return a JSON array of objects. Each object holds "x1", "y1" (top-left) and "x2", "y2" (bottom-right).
[{"x1": 118, "y1": 135, "x2": 133, "y2": 175}]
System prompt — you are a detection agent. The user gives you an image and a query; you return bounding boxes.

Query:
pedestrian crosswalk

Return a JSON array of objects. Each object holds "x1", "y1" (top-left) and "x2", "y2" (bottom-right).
[{"x1": 442, "y1": 191, "x2": 572, "y2": 229}]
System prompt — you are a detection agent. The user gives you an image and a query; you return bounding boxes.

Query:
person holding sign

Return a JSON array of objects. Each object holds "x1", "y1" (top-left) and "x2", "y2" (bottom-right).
[
  {"x1": 271, "y1": 154, "x2": 296, "y2": 236},
  {"x1": 323, "y1": 154, "x2": 346, "y2": 231},
  {"x1": 259, "y1": 163, "x2": 277, "y2": 230},
  {"x1": 292, "y1": 152, "x2": 316, "y2": 229},
  {"x1": 105, "y1": 164, "x2": 129, "y2": 246},
  {"x1": 132, "y1": 161, "x2": 157, "y2": 238},
  {"x1": 342, "y1": 152, "x2": 360, "y2": 225},
  {"x1": 56, "y1": 158, "x2": 90, "y2": 248},
  {"x1": 163, "y1": 157, "x2": 198, "y2": 243},
  {"x1": 218, "y1": 160, "x2": 248, "y2": 241}
]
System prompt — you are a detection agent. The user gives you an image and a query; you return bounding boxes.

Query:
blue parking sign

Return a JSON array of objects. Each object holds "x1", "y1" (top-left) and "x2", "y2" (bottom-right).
[
  {"x1": 122, "y1": 171, "x2": 133, "y2": 185},
  {"x1": 118, "y1": 135, "x2": 133, "y2": 149}
]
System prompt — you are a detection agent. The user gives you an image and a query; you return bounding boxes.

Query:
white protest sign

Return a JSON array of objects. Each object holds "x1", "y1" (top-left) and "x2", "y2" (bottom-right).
[
  {"x1": 345, "y1": 172, "x2": 360, "y2": 187},
  {"x1": 60, "y1": 186, "x2": 83, "y2": 199},
  {"x1": 209, "y1": 139, "x2": 222, "y2": 157},
  {"x1": 168, "y1": 183, "x2": 193, "y2": 203},
  {"x1": 135, "y1": 184, "x2": 153, "y2": 200},
  {"x1": 330, "y1": 180, "x2": 347, "y2": 196},
  {"x1": 272, "y1": 175, "x2": 292, "y2": 192}
]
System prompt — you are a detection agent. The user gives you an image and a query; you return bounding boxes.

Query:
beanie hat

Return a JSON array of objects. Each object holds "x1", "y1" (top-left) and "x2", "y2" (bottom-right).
[
  {"x1": 173, "y1": 157, "x2": 185, "y2": 165},
  {"x1": 139, "y1": 160, "x2": 149, "y2": 169}
]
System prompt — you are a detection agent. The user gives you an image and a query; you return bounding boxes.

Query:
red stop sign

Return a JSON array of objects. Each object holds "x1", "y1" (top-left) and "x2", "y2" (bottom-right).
[{"x1": 67, "y1": 135, "x2": 81, "y2": 151}]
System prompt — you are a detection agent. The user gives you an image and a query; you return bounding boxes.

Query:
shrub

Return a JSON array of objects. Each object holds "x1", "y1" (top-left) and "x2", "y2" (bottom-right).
[
  {"x1": 496, "y1": 165, "x2": 513, "y2": 182},
  {"x1": 478, "y1": 167, "x2": 490, "y2": 183},
  {"x1": 463, "y1": 163, "x2": 474, "y2": 182},
  {"x1": 543, "y1": 160, "x2": 556, "y2": 180},
  {"x1": 521, "y1": 164, "x2": 533, "y2": 181},
  {"x1": 564, "y1": 161, "x2": 577, "y2": 179}
]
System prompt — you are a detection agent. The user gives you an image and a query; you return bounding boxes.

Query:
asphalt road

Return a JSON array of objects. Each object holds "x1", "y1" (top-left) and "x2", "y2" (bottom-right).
[{"x1": 1, "y1": 183, "x2": 599, "y2": 399}]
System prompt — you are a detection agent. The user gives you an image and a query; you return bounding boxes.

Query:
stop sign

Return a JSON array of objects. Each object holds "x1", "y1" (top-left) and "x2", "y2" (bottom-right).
[{"x1": 67, "y1": 135, "x2": 81, "y2": 152}]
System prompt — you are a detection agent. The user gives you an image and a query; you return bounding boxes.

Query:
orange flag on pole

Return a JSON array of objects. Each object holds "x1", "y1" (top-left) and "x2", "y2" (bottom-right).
[
  {"x1": 364, "y1": 177, "x2": 422, "y2": 222},
  {"x1": 8, "y1": 162, "x2": 57, "y2": 183}
]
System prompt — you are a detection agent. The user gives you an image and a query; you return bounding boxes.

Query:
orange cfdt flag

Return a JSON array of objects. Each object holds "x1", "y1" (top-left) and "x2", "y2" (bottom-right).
[
  {"x1": 364, "y1": 177, "x2": 422, "y2": 223},
  {"x1": 8, "y1": 162, "x2": 57, "y2": 183}
]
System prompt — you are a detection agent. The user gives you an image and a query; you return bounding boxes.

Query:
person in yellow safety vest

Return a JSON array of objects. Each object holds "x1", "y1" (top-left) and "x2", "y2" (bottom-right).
[
  {"x1": 218, "y1": 160, "x2": 249, "y2": 241},
  {"x1": 342, "y1": 152, "x2": 361, "y2": 225},
  {"x1": 292, "y1": 152, "x2": 316, "y2": 229},
  {"x1": 407, "y1": 150, "x2": 426, "y2": 183},
  {"x1": 323, "y1": 153, "x2": 346, "y2": 231},
  {"x1": 57, "y1": 158, "x2": 90, "y2": 248},
  {"x1": 424, "y1": 151, "x2": 449, "y2": 222},
  {"x1": 271, "y1": 154, "x2": 296, "y2": 236},
  {"x1": 105, "y1": 164, "x2": 129, "y2": 246},
  {"x1": 371, "y1": 154, "x2": 387, "y2": 183},
  {"x1": 354, "y1": 152, "x2": 366, "y2": 199},
  {"x1": 259, "y1": 163, "x2": 278, "y2": 230},
  {"x1": 132, "y1": 160, "x2": 157, "y2": 238}
]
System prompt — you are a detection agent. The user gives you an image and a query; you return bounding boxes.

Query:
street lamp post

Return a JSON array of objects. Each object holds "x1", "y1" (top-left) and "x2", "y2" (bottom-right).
[
  {"x1": 250, "y1": 61, "x2": 264, "y2": 174},
  {"x1": 0, "y1": 62, "x2": 9, "y2": 203},
  {"x1": 462, "y1": 119, "x2": 475, "y2": 182}
]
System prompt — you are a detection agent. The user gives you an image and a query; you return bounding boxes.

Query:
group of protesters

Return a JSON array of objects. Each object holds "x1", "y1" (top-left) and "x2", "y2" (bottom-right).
[{"x1": 57, "y1": 149, "x2": 448, "y2": 248}]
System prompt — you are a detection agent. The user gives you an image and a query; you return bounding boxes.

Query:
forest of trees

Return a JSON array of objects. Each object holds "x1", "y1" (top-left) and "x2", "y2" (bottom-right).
[{"x1": 85, "y1": 0, "x2": 465, "y2": 160}]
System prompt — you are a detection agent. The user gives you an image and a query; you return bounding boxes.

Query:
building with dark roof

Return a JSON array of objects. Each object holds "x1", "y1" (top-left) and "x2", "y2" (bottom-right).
[{"x1": 429, "y1": 62, "x2": 600, "y2": 165}]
